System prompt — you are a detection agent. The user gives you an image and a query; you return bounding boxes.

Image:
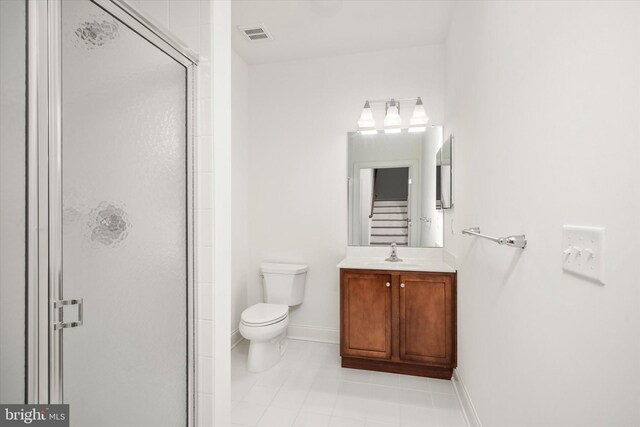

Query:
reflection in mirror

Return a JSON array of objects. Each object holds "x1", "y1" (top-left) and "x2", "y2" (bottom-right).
[
  {"x1": 437, "y1": 134, "x2": 454, "y2": 209},
  {"x1": 348, "y1": 127, "x2": 444, "y2": 248}
]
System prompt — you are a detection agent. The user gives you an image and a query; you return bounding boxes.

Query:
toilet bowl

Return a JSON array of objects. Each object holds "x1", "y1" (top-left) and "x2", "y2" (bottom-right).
[
  {"x1": 239, "y1": 263, "x2": 308, "y2": 373},
  {"x1": 239, "y1": 303, "x2": 289, "y2": 372}
]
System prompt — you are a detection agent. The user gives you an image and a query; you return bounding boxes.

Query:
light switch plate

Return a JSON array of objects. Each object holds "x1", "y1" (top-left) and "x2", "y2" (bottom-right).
[{"x1": 562, "y1": 225, "x2": 605, "y2": 284}]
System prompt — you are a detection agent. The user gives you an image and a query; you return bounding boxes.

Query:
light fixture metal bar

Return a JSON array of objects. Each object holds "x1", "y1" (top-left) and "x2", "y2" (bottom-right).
[{"x1": 367, "y1": 97, "x2": 420, "y2": 104}]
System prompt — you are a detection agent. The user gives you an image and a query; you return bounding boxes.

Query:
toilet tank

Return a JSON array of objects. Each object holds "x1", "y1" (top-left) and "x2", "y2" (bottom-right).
[{"x1": 261, "y1": 263, "x2": 308, "y2": 306}]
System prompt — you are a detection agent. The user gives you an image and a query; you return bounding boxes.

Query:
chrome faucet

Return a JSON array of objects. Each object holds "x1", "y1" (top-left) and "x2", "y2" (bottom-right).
[{"x1": 385, "y1": 243, "x2": 403, "y2": 262}]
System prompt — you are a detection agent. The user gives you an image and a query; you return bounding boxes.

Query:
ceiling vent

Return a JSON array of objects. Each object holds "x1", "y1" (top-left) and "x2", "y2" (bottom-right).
[{"x1": 238, "y1": 24, "x2": 273, "y2": 42}]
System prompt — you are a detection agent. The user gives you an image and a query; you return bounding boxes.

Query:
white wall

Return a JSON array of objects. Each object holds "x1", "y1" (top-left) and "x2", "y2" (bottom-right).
[
  {"x1": 445, "y1": 2, "x2": 640, "y2": 426},
  {"x1": 248, "y1": 45, "x2": 445, "y2": 339},
  {"x1": 231, "y1": 50, "x2": 250, "y2": 344}
]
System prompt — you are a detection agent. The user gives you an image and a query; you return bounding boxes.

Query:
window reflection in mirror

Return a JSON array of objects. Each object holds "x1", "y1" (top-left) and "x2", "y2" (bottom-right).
[{"x1": 347, "y1": 127, "x2": 444, "y2": 248}]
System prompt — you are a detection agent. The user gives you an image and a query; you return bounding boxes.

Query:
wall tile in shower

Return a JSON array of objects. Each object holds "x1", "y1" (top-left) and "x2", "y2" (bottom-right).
[
  {"x1": 169, "y1": 0, "x2": 200, "y2": 29},
  {"x1": 196, "y1": 136, "x2": 213, "y2": 172},
  {"x1": 198, "y1": 320, "x2": 214, "y2": 358},
  {"x1": 173, "y1": 24, "x2": 200, "y2": 54},
  {"x1": 196, "y1": 172, "x2": 213, "y2": 210},
  {"x1": 137, "y1": 0, "x2": 170, "y2": 29}
]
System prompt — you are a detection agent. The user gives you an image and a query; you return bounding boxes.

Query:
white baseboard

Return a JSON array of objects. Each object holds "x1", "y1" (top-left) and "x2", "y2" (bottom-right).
[
  {"x1": 230, "y1": 328, "x2": 243, "y2": 349},
  {"x1": 452, "y1": 368, "x2": 482, "y2": 427},
  {"x1": 287, "y1": 324, "x2": 340, "y2": 344}
]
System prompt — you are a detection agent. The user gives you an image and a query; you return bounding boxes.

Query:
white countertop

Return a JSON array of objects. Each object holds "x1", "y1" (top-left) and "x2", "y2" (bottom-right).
[{"x1": 337, "y1": 257, "x2": 456, "y2": 273}]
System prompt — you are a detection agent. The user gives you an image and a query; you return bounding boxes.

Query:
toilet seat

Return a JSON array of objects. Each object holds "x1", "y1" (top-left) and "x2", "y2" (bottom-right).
[{"x1": 241, "y1": 303, "x2": 288, "y2": 327}]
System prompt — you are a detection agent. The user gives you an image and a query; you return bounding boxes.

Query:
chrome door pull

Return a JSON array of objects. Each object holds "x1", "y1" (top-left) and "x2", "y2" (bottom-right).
[{"x1": 53, "y1": 298, "x2": 83, "y2": 330}]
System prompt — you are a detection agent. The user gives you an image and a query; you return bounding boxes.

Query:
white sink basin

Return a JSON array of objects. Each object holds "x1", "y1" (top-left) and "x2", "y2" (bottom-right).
[
  {"x1": 365, "y1": 262, "x2": 425, "y2": 269},
  {"x1": 336, "y1": 257, "x2": 455, "y2": 273}
]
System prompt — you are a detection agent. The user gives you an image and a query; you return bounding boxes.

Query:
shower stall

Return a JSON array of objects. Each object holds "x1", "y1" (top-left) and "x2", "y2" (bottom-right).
[{"x1": 0, "y1": 0, "x2": 197, "y2": 425}]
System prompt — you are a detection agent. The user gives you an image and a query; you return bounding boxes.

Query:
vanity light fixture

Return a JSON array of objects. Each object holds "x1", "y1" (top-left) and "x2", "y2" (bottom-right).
[
  {"x1": 356, "y1": 97, "x2": 430, "y2": 134},
  {"x1": 357, "y1": 101, "x2": 377, "y2": 134}
]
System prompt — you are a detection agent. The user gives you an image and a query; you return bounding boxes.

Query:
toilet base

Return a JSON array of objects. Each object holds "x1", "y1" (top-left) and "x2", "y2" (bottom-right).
[{"x1": 247, "y1": 331, "x2": 288, "y2": 373}]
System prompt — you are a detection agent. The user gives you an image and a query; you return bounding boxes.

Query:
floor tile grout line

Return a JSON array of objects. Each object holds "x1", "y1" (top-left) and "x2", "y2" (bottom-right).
[{"x1": 231, "y1": 340, "x2": 464, "y2": 427}]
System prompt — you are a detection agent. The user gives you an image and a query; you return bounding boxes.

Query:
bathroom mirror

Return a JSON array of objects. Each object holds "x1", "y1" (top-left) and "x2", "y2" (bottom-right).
[
  {"x1": 437, "y1": 134, "x2": 454, "y2": 209},
  {"x1": 347, "y1": 127, "x2": 444, "y2": 247}
]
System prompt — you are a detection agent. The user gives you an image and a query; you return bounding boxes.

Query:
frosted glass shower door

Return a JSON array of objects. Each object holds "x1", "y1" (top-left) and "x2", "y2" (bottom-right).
[
  {"x1": 0, "y1": 0, "x2": 27, "y2": 404},
  {"x1": 56, "y1": 1, "x2": 193, "y2": 426}
]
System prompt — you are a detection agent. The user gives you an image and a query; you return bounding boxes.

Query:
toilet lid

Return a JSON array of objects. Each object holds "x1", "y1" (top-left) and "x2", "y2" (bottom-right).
[{"x1": 241, "y1": 303, "x2": 288, "y2": 326}]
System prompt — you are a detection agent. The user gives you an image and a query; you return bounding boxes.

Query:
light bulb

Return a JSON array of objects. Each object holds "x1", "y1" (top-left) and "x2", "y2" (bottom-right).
[
  {"x1": 408, "y1": 126, "x2": 426, "y2": 133},
  {"x1": 384, "y1": 100, "x2": 402, "y2": 128},
  {"x1": 384, "y1": 128, "x2": 402, "y2": 134},
  {"x1": 410, "y1": 97, "x2": 429, "y2": 126},
  {"x1": 357, "y1": 101, "x2": 376, "y2": 129}
]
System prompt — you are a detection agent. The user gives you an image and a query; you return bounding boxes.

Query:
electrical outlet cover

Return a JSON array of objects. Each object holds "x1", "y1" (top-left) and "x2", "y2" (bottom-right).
[{"x1": 562, "y1": 225, "x2": 605, "y2": 284}]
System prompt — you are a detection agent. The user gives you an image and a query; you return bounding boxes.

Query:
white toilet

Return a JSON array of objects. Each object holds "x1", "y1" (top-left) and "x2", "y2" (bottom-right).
[{"x1": 239, "y1": 262, "x2": 308, "y2": 373}]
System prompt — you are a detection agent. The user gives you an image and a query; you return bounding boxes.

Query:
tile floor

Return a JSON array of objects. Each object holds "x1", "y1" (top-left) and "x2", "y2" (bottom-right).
[{"x1": 231, "y1": 339, "x2": 467, "y2": 427}]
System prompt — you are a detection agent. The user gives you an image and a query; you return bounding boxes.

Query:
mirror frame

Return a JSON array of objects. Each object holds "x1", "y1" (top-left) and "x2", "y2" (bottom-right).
[{"x1": 440, "y1": 134, "x2": 454, "y2": 209}]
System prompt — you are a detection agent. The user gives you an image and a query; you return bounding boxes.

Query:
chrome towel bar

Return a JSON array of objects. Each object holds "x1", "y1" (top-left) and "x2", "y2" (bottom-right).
[{"x1": 462, "y1": 227, "x2": 527, "y2": 249}]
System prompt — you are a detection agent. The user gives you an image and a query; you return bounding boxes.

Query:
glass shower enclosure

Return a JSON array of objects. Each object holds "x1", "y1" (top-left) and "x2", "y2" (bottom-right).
[{"x1": 0, "y1": 1, "x2": 197, "y2": 425}]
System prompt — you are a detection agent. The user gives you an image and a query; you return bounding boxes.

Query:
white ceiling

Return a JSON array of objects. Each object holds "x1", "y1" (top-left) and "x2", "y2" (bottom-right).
[{"x1": 231, "y1": 0, "x2": 455, "y2": 65}]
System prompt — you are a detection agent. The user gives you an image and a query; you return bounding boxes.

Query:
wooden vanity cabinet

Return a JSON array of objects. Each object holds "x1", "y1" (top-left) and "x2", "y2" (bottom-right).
[
  {"x1": 340, "y1": 269, "x2": 456, "y2": 379},
  {"x1": 340, "y1": 272, "x2": 392, "y2": 359}
]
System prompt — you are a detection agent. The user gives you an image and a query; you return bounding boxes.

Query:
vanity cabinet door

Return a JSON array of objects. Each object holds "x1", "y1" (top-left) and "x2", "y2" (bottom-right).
[
  {"x1": 398, "y1": 273, "x2": 454, "y2": 366},
  {"x1": 340, "y1": 271, "x2": 392, "y2": 360}
]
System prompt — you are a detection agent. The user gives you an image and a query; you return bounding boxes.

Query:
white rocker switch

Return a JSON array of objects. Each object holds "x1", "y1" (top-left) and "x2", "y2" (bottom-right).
[{"x1": 562, "y1": 225, "x2": 605, "y2": 284}]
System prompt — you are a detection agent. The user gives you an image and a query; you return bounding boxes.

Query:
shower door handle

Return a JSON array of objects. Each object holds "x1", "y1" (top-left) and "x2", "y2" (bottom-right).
[{"x1": 53, "y1": 298, "x2": 84, "y2": 330}]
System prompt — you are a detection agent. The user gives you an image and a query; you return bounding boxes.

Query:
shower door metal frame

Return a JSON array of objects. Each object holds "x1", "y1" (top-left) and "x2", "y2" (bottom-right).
[{"x1": 27, "y1": 1, "x2": 198, "y2": 425}]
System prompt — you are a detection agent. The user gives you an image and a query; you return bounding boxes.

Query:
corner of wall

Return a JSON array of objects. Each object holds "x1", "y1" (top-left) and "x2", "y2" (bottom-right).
[
  {"x1": 452, "y1": 368, "x2": 483, "y2": 427},
  {"x1": 212, "y1": 1, "x2": 232, "y2": 426}
]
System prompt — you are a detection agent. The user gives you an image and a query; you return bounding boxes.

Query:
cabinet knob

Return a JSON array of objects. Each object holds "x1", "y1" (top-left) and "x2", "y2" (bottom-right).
[
  {"x1": 385, "y1": 282, "x2": 391, "y2": 288},
  {"x1": 400, "y1": 283, "x2": 405, "y2": 288}
]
